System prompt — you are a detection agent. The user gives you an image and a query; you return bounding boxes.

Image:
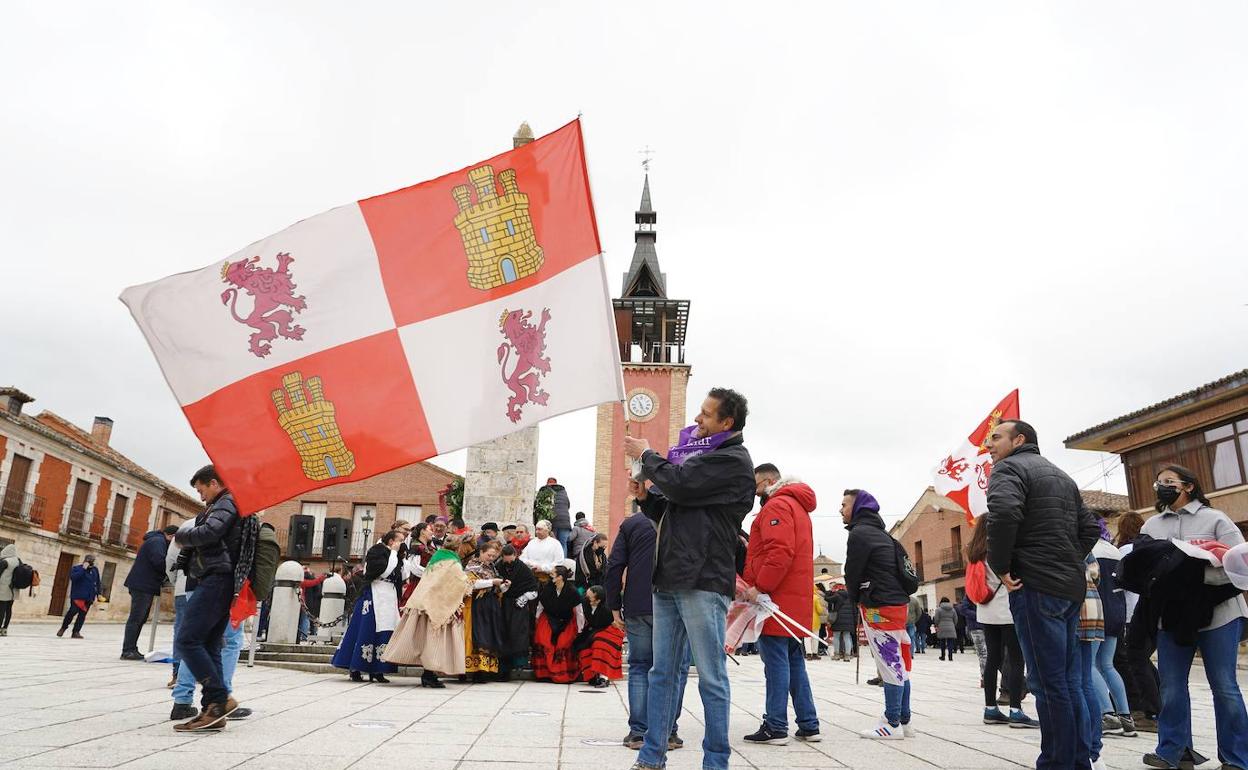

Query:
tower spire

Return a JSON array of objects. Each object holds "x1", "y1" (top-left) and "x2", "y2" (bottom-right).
[{"x1": 621, "y1": 174, "x2": 665, "y2": 298}]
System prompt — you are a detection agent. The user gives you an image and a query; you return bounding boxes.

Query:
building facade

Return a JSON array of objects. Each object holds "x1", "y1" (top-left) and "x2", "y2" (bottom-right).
[
  {"x1": 0, "y1": 387, "x2": 200, "y2": 622},
  {"x1": 259, "y1": 459, "x2": 461, "y2": 572},
  {"x1": 1066, "y1": 369, "x2": 1248, "y2": 533},
  {"x1": 593, "y1": 176, "x2": 692, "y2": 543}
]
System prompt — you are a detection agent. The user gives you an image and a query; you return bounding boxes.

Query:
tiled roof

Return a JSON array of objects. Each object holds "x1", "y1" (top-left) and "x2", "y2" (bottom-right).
[
  {"x1": 1079, "y1": 489, "x2": 1130, "y2": 513},
  {"x1": 1065, "y1": 369, "x2": 1248, "y2": 446}
]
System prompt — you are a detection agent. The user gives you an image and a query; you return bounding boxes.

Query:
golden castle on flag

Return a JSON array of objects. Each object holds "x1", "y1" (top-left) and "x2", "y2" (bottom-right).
[
  {"x1": 452, "y1": 165, "x2": 545, "y2": 290},
  {"x1": 271, "y1": 372, "x2": 356, "y2": 481}
]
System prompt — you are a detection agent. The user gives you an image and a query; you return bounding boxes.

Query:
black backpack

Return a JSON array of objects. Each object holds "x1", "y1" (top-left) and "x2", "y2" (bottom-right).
[
  {"x1": 11, "y1": 560, "x2": 37, "y2": 591},
  {"x1": 892, "y1": 539, "x2": 919, "y2": 596}
]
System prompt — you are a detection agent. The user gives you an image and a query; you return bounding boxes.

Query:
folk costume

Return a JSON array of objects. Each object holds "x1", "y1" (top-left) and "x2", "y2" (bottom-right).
[
  {"x1": 383, "y1": 547, "x2": 471, "y2": 676},
  {"x1": 574, "y1": 598, "x2": 624, "y2": 684},
  {"x1": 332, "y1": 542, "x2": 405, "y2": 677},
  {"x1": 531, "y1": 578, "x2": 582, "y2": 683},
  {"x1": 465, "y1": 556, "x2": 504, "y2": 676}
]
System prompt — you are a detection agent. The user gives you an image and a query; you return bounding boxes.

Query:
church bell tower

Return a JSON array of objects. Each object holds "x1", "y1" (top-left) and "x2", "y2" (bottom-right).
[{"x1": 592, "y1": 174, "x2": 691, "y2": 542}]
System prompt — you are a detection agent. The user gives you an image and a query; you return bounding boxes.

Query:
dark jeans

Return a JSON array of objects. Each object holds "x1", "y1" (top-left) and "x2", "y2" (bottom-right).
[
  {"x1": 758, "y1": 635, "x2": 819, "y2": 734},
  {"x1": 173, "y1": 573, "x2": 232, "y2": 708},
  {"x1": 1120, "y1": 622, "x2": 1160, "y2": 715},
  {"x1": 982, "y1": 623, "x2": 1024, "y2": 709},
  {"x1": 1155, "y1": 618, "x2": 1248, "y2": 769},
  {"x1": 938, "y1": 638, "x2": 956, "y2": 657},
  {"x1": 1009, "y1": 588, "x2": 1090, "y2": 770},
  {"x1": 122, "y1": 589, "x2": 157, "y2": 653},
  {"x1": 61, "y1": 602, "x2": 89, "y2": 635},
  {"x1": 0, "y1": 600, "x2": 12, "y2": 629}
]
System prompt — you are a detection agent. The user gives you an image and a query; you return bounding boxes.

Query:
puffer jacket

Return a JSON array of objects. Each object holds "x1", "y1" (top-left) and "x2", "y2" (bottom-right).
[
  {"x1": 69, "y1": 563, "x2": 102, "y2": 603},
  {"x1": 543, "y1": 485, "x2": 572, "y2": 530},
  {"x1": 843, "y1": 491, "x2": 910, "y2": 608},
  {"x1": 933, "y1": 600, "x2": 958, "y2": 638},
  {"x1": 638, "y1": 433, "x2": 755, "y2": 598},
  {"x1": 568, "y1": 519, "x2": 596, "y2": 556},
  {"x1": 0, "y1": 544, "x2": 19, "y2": 602},
  {"x1": 124, "y1": 530, "x2": 169, "y2": 595},
  {"x1": 830, "y1": 589, "x2": 857, "y2": 631},
  {"x1": 175, "y1": 491, "x2": 241, "y2": 581},
  {"x1": 743, "y1": 478, "x2": 816, "y2": 637},
  {"x1": 985, "y1": 444, "x2": 1100, "y2": 603}
]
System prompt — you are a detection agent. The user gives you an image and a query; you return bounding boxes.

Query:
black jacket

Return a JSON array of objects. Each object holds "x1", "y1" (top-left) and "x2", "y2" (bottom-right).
[
  {"x1": 363, "y1": 543, "x2": 401, "y2": 589},
  {"x1": 1118, "y1": 535, "x2": 1242, "y2": 647},
  {"x1": 843, "y1": 505, "x2": 911, "y2": 608},
  {"x1": 540, "y1": 484, "x2": 572, "y2": 530},
  {"x1": 830, "y1": 589, "x2": 857, "y2": 631},
  {"x1": 603, "y1": 513, "x2": 656, "y2": 617},
  {"x1": 175, "y1": 491, "x2": 241, "y2": 582},
  {"x1": 985, "y1": 445, "x2": 1100, "y2": 603},
  {"x1": 124, "y1": 530, "x2": 169, "y2": 595},
  {"x1": 638, "y1": 433, "x2": 755, "y2": 598}
]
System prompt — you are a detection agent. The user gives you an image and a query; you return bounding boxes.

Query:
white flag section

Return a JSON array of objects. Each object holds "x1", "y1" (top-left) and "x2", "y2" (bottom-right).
[{"x1": 932, "y1": 440, "x2": 993, "y2": 520}]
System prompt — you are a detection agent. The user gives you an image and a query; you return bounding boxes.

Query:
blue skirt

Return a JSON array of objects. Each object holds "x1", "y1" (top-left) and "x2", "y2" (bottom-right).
[{"x1": 331, "y1": 586, "x2": 397, "y2": 674}]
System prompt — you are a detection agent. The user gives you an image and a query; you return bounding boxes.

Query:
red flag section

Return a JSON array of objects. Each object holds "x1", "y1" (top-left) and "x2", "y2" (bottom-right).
[{"x1": 933, "y1": 390, "x2": 1021, "y2": 525}]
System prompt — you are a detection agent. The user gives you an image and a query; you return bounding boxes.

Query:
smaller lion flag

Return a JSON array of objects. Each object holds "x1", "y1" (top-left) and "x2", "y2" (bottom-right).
[
  {"x1": 932, "y1": 390, "x2": 1020, "y2": 525},
  {"x1": 122, "y1": 119, "x2": 625, "y2": 513}
]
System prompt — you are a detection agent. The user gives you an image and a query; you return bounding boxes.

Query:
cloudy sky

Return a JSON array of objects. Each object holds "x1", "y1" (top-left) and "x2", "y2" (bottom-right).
[{"x1": 3, "y1": 3, "x2": 1247, "y2": 560}]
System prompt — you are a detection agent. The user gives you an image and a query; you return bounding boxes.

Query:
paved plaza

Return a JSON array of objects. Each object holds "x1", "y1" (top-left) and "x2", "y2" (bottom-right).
[{"x1": 0, "y1": 621, "x2": 1241, "y2": 769}]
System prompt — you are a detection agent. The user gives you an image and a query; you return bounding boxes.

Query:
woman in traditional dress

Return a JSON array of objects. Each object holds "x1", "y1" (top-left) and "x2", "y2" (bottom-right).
[
  {"x1": 332, "y1": 530, "x2": 406, "y2": 683},
  {"x1": 464, "y1": 539, "x2": 506, "y2": 682},
  {"x1": 400, "y1": 523, "x2": 435, "y2": 606},
  {"x1": 574, "y1": 585, "x2": 624, "y2": 688},
  {"x1": 383, "y1": 535, "x2": 472, "y2": 688},
  {"x1": 496, "y1": 544, "x2": 539, "y2": 681},
  {"x1": 531, "y1": 562, "x2": 582, "y2": 683}
]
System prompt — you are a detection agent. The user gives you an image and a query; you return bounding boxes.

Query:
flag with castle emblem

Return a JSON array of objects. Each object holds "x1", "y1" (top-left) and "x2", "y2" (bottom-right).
[
  {"x1": 121, "y1": 119, "x2": 625, "y2": 513},
  {"x1": 932, "y1": 390, "x2": 1020, "y2": 525}
]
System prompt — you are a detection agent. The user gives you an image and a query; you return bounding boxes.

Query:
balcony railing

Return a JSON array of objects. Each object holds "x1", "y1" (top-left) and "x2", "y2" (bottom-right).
[
  {"x1": 63, "y1": 508, "x2": 91, "y2": 537},
  {"x1": 0, "y1": 488, "x2": 45, "y2": 526},
  {"x1": 940, "y1": 547, "x2": 966, "y2": 575},
  {"x1": 105, "y1": 518, "x2": 129, "y2": 547}
]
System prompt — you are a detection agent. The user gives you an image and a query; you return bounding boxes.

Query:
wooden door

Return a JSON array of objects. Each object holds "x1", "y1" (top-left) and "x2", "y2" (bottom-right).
[
  {"x1": 67, "y1": 479, "x2": 91, "y2": 534},
  {"x1": 2, "y1": 454, "x2": 32, "y2": 515},
  {"x1": 47, "y1": 551, "x2": 76, "y2": 616}
]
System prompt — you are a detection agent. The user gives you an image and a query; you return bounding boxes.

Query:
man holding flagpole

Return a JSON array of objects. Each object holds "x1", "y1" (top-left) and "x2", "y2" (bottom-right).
[{"x1": 623, "y1": 388, "x2": 754, "y2": 770}]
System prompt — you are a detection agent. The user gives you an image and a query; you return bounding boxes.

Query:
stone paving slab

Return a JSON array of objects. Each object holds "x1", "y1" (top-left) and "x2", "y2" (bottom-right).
[{"x1": 1, "y1": 621, "x2": 1243, "y2": 768}]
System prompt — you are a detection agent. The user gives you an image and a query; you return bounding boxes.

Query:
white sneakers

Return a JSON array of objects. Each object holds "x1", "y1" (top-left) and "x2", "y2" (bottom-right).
[{"x1": 859, "y1": 718, "x2": 914, "y2": 740}]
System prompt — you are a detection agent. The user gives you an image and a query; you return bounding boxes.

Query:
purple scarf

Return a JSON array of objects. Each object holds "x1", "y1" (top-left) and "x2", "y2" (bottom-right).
[{"x1": 666, "y1": 425, "x2": 735, "y2": 465}]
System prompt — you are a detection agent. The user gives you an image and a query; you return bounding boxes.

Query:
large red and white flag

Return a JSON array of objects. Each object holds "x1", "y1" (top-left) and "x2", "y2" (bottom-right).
[
  {"x1": 932, "y1": 390, "x2": 1020, "y2": 524},
  {"x1": 122, "y1": 120, "x2": 624, "y2": 513}
]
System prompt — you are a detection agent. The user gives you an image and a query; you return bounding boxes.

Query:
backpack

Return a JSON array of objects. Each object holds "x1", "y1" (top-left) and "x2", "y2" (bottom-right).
[
  {"x1": 11, "y1": 560, "x2": 38, "y2": 592},
  {"x1": 250, "y1": 526, "x2": 282, "y2": 600},
  {"x1": 965, "y1": 559, "x2": 996, "y2": 604},
  {"x1": 892, "y1": 538, "x2": 919, "y2": 596}
]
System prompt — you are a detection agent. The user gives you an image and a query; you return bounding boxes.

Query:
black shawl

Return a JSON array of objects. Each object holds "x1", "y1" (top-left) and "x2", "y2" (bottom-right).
[
  {"x1": 539, "y1": 581, "x2": 580, "y2": 639},
  {"x1": 573, "y1": 599, "x2": 613, "y2": 654}
]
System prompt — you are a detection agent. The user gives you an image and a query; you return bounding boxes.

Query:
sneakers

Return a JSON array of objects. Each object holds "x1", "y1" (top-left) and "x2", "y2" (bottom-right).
[
  {"x1": 1116, "y1": 713, "x2": 1138, "y2": 737},
  {"x1": 667, "y1": 733, "x2": 683, "y2": 750},
  {"x1": 169, "y1": 704, "x2": 198, "y2": 721},
  {"x1": 622, "y1": 733, "x2": 644, "y2": 750},
  {"x1": 120, "y1": 650, "x2": 144, "y2": 661},
  {"x1": 173, "y1": 697, "x2": 239, "y2": 732},
  {"x1": 866, "y1": 676, "x2": 883, "y2": 686},
  {"x1": 983, "y1": 707, "x2": 1010, "y2": 725},
  {"x1": 227, "y1": 707, "x2": 252, "y2": 720},
  {"x1": 1142, "y1": 752, "x2": 1198, "y2": 769},
  {"x1": 860, "y1": 720, "x2": 904, "y2": 740},
  {"x1": 795, "y1": 727, "x2": 822, "y2": 742},
  {"x1": 902, "y1": 722, "x2": 915, "y2": 738},
  {"x1": 1008, "y1": 710, "x2": 1039, "y2": 729},
  {"x1": 1102, "y1": 713, "x2": 1122, "y2": 733},
  {"x1": 1134, "y1": 713, "x2": 1159, "y2": 733},
  {"x1": 744, "y1": 723, "x2": 789, "y2": 745}
]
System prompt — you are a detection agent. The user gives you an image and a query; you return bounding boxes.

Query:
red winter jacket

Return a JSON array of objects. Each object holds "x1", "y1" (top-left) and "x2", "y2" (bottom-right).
[{"x1": 743, "y1": 480, "x2": 816, "y2": 638}]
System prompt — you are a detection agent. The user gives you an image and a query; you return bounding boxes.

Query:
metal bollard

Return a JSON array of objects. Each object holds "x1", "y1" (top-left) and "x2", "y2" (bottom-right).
[
  {"x1": 316, "y1": 574, "x2": 347, "y2": 643},
  {"x1": 268, "y1": 561, "x2": 304, "y2": 645}
]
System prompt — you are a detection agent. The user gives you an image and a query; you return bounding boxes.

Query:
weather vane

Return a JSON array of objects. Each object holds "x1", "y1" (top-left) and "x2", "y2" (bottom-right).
[{"x1": 639, "y1": 145, "x2": 655, "y2": 172}]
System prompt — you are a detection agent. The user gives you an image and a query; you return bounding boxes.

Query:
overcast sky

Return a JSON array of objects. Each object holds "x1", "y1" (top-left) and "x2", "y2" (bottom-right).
[{"x1": 3, "y1": 3, "x2": 1247, "y2": 561}]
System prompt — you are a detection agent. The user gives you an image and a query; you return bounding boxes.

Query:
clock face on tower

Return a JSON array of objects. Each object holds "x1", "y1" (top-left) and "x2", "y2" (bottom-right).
[{"x1": 627, "y1": 389, "x2": 658, "y2": 422}]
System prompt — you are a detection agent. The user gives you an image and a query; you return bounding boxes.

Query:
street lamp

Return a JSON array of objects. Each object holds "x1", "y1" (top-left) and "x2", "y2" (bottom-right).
[{"x1": 360, "y1": 511, "x2": 374, "y2": 555}]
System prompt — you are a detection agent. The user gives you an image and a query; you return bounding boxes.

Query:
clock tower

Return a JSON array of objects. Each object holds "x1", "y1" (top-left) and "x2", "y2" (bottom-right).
[{"x1": 592, "y1": 175, "x2": 691, "y2": 543}]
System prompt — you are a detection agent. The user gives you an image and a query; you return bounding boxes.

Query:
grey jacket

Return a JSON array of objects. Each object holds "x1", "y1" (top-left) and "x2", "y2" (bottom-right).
[
  {"x1": 934, "y1": 601, "x2": 958, "y2": 639},
  {"x1": 1141, "y1": 501, "x2": 1248, "y2": 631},
  {"x1": 568, "y1": 520, "x2": 595, "y2": 557},
  {"x1": 0, "y1": 544, "x2": 19, "y2": 603},
  {"x1": 986, "y1": 444, "x2": 1100, "y2": 603}
]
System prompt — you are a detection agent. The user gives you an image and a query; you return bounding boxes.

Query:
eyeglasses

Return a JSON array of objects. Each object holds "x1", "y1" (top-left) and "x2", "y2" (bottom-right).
[{"x1": 1153, "y1": 481, "x2": 1182, "y2": 492}]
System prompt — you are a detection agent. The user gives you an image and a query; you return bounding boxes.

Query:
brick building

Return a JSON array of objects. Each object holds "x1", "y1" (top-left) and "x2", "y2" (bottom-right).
[
  {"x1": 259, "y1": 460, "x2": 461, "y2": 572},
  {"x1": 1065, "y1": 369, "x2": 1248, "y2": 534},
  {"x1": 890, "y1": 486, "x2": 1129, "y2": 609},
  {"x1": 0, "y1": 387, "x2": 201, "y2": 622}
]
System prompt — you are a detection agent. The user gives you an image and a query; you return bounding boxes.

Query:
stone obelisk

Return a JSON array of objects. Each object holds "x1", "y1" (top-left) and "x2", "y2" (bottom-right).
[{"x1": 461, "y1": 122, "x2": 541, "y2": 531}]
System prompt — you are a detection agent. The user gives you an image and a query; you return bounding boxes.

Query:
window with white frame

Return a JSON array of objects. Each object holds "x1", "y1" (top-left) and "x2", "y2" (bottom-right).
[{"x1": 301, "y1": 501, "x2": 328, "y2": 554}]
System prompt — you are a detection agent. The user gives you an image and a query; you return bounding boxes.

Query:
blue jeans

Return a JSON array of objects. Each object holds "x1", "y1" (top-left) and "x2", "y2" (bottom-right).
[
  {"x1": 1079, "y1": 642, "x2": 1103, "y2": 761},
  {"x1": 833, "y1": 630, "x2": 853, "y2": 656},
  {"x1": 625, "y1": 615, "x2": 689, "y2": 736},
  {"x1": 171, "y1": 594, "x2": 189, "y2": 675},
  {"x1": 639, "y1": 590, "x2": 731, "y2": 770},
  {"x1": 758, "y1": 635, "x2": 819, "y2": 734},
  {"x1": 906, "y1": 623, "x2": 917, "y2": 651},
  {"x1": 555, "y1": 528, "x2": 573, "y2": 557},
  {"x1": 173, "y1": 573, "x2": 233, "y2": 708},
  {"x1": 1009, "y1": 588, "x2": 1091, "y2": 770},
  {"x1": 298, "y1": 610, "x2": 310, "y2": 641},
  {"x1": 883, "y1": 679, "x2": 912, "y2": 726},
  {"x1": 1091, "y1": 636, "x2": 1130, "y2": 715},
  {"x1": 173, "y1": 590, "x2": 245, "y2": 705},
  {"x1": 1155, "y1": 618, "x2": 1248, "y2": 769}
]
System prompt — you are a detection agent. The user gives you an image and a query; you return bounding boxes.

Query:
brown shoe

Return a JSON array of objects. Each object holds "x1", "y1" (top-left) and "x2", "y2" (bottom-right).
[
  {"x1": 212, "y1": 697, "x2": 240, "y2": 720},
  {"x1": 56, "y1": 628, "x2": 66, "y2": 637},
  {"x1": 71, "y1": 633, "x2": 84, "y2": 639},
  {"x1": 173, "y1": 710, "x2": 227, "y2": 732}
]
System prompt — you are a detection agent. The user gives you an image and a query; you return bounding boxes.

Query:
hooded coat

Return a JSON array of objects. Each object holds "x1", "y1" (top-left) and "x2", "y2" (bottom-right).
[
  {"x1": 843, "y1": 491, "x2": 911, "y2": 608},
  {"x1": 0, "y1": 544, "x2": 19, "y2": 603},
  {"x1": 933, "y1": 599, "x2": 958, "y2": 639},
  {"x1": 742, "y1": 478, "x2": 816, "y2": 637}
]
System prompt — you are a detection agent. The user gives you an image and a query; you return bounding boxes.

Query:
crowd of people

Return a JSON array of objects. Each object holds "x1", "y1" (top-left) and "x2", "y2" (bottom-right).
[{"x1": 4, "y1": 387, "x2": 1245, "y2": 770}]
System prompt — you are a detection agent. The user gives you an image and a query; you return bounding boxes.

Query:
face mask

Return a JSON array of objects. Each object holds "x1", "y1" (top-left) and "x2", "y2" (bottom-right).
[{"x1": 1154, "y1": 483, "x2": 1182, "y2": 507}]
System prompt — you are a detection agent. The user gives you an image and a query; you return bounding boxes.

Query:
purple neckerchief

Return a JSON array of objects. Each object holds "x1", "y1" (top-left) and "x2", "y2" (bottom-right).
[{"x1": 666, "y1": 425, "x2": 735, "y2": 465}]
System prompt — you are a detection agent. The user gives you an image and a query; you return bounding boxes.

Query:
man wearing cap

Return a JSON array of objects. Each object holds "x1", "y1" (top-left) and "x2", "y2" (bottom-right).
[
  {"x1": 58, "y1": 554, "x2": 102, "y2": 639},
  {"x1": 121, "y1": 524, "x2": 178, "y2": 660},
  {"x1": 522, "y1": 519, "x2": 566, "y2": 573},
  {"x1": 478, "y1": 522, "x2": 500, "y2": 550}
]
